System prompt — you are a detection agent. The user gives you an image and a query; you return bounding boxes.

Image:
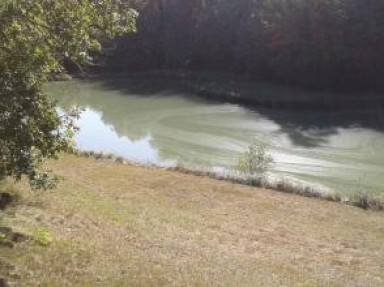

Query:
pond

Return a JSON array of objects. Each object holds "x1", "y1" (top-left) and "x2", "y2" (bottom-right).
[{"x1": 46, "y1": 79, "x2": 384, "y2": 194}]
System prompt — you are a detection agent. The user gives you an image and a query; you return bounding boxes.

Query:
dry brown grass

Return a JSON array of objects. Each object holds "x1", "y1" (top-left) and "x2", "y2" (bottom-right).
[{"x1": 1, "y1": 154, "x2": 384, "y2": 286}]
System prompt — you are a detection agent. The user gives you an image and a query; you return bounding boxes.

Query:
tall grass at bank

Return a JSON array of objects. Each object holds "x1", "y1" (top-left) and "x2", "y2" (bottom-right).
[{"x1": 68, "y1": 149, "x2": 384, "y2": 211}]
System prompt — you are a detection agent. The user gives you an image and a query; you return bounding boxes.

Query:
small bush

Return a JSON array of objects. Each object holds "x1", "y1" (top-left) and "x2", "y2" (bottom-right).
[
  {"x1": 33, "y1": 228, "x2": 53, "y2": 246},
  {"x1": 236, "y1": 142, "x2": 273, "y2": 175},
  {"x1": 29, "y1": 172, "x2": 60, "y2": 190}
]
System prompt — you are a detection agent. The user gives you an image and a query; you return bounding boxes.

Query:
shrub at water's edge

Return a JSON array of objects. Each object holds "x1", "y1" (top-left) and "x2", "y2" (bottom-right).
[{"x1": 236, "y1": 142, "x2": 274, "y2": 176}]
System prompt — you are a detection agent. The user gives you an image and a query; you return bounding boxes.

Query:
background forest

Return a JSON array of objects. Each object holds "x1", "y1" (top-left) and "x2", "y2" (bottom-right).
[{"x1": 107, "y1": 0, "x2": 384, "y2": 92}]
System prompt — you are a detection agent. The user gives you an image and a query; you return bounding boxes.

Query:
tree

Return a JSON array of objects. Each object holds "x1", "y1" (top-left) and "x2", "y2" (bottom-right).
[
  {"x1": 0, "y1": 0, "x2": 137, "y2": 186},
  {"x1": 108, "y1": 0, "x2": 384, "y2": 91}
]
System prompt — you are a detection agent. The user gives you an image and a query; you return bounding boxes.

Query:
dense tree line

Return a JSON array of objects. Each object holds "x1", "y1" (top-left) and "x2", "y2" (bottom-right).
[{"x1": 108, "y1": 0, "x2": 384, "y2": 91}]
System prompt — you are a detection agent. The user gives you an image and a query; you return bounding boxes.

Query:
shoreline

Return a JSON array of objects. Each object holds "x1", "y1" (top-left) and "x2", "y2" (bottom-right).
[
  {"x1": 47, "y1": 74, "x2": 384, "y2": 210},
  {"x1": 91, "y1": 70, "x2": 384, "y2": 111},
  {"x1": 70, "y1": 150, "x2": 384, "y2": 211}
]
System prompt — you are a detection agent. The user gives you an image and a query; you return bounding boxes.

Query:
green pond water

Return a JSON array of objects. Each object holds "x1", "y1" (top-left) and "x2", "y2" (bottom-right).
[{"x1": 46, "y1": 79, "x2": 384, "y2": 193}]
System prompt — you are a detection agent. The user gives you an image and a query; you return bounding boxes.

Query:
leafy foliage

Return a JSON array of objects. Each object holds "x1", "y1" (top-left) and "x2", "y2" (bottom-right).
[
  {"x1": 33, "y1": 227, "x2": 53, "y2": 246},
  {"x1": 237, "y1": 142, "x2": 273, "y2": 175},
  {"x1": 0, "y1": 0, "x2": 137, "y2": 184},
  {"x1": 108, "y1": 0, "x2": 384, "y2": 91}
]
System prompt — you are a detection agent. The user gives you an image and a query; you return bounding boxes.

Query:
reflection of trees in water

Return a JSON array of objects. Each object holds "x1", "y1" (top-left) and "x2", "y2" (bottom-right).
[
  {"x1": 48, "y1": 81, "x2": 228, "y2": 163},
  {"x1": 99, "y1": 76, "x2": 384, "y2": 146},
  {"x1": 48, "y1": 79, "x2": 384, "y2": 155},
  {"x1": 269, "y1": 107, "x2": 384, "y2": 148}
]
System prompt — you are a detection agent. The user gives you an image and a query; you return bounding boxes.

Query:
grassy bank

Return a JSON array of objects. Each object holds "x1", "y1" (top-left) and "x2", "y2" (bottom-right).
[
  {"x1": 1, "y1": 155, "x2": 384, "y2": 286},
  {"x1": 76, "y1": 151, "x2": 384, "y2": 211}
]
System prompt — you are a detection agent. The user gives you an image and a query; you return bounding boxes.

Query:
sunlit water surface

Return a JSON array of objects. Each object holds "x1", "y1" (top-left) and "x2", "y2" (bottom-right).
[{"x1": 46, "y1": 80, "x2": 384, "y2": 193}]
